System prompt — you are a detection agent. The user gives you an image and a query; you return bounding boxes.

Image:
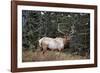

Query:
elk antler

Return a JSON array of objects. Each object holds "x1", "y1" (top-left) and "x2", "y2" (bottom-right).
[{"x1": 57, "y1": 23, "x2": 65, "y2": 34}]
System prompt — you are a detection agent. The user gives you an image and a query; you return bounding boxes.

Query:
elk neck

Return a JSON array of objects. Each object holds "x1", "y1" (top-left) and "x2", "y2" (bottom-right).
[{"x1": 63, "y1": 36, "x2": 68, "y2": 45}]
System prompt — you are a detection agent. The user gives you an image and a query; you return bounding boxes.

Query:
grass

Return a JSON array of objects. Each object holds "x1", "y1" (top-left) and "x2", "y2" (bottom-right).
[{"x1": 22, "y1": 49, "x2": 88, "y2": 62}]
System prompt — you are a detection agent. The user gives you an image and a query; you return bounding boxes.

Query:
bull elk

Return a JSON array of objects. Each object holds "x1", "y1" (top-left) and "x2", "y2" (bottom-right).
[{"x1": 38, "y1": 24, "x2": 71, "y2": 53}]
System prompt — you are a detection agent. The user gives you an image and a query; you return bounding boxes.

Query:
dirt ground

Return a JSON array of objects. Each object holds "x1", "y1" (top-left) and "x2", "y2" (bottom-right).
[{"x1": 22, "y1": 50, "x2": 88, "y2": 62}]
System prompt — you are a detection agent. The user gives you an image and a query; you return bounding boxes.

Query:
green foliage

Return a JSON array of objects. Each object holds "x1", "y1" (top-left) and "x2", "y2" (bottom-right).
[{"x1": 22, "y1": 10, "x2": 90, "y2": 53}]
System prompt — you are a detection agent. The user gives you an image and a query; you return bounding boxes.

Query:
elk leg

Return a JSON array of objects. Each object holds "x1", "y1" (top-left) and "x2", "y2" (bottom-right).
[
  {"x1": 42, "y1": 45, "x2": 48, "y2": 54},
  {"x1": 58, "y1": 48, "x2": 62, "y2": 52}
]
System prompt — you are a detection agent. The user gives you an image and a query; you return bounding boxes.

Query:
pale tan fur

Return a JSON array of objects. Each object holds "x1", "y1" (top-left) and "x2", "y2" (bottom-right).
[{"x1": 39, "y1": 36, "x2": 70, "y2": 53}]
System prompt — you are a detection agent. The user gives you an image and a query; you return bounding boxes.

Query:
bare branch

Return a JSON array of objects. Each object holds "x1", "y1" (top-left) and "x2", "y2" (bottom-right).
[{"x1": 33, "y1": 26, "x2": 43, "y2": 33}]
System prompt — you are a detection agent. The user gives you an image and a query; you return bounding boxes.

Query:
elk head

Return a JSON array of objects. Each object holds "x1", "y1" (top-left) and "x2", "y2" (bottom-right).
[{"x1": 57, "y1": 24, "x2": 71, "y2": 47}]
